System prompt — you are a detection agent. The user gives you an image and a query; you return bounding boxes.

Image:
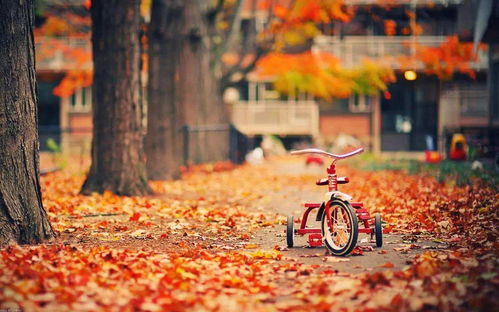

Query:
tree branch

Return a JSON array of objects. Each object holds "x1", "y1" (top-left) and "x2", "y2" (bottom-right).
[
  {"x1": 206, "y1": 0, "x2": 225, "y2": 25},
  {"x1": 214, "y1": 0, "x2": 243, "y2": 63},
  {"x1": 220, "y1": 45, "x2": 268, "y2": 90}
]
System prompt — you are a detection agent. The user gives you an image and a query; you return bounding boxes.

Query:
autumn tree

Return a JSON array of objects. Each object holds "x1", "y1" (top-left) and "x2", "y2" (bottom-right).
[
  {"x1": 145, "y1": 0, "x2": 184, "y2": 180},
  {"x1": 34, "y1": 0, "x2": 92, "y2": 98},
  {"x1": 146, "y1": 0, "x2": 230, "y2": 179},
  {"x1": 145, "y1": 0, "x2": 361, "y2": 178},
  {"x1": 0, "y1": 0, "x2": 54, "y2": 245},
  {"x1": 36, "y1": 0, "x2": 480, "y2": 181},
  {"x1": 399, "y1": 35, "x2": 482, "y2": 80},
  {"x1": 81, "y1": 0, "x2": 150, "y2": 195},
  {"x1": 252, "y1": 1, "x2": 481, "y2": 99}
]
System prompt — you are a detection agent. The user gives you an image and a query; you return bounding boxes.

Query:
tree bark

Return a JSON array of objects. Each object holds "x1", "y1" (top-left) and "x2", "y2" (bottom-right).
[
  {"x1": 145, "y1": 0, "x2": 230, "y2": 175},
  {"x1": 145, "y1": 0, "x2": 184, "y2": 180},
  {"x1": 0, "y1": 0, "x2": 54, "y2": 245},
  {"x1": 81, "y1": 0, "x2": 150, "y2": 195},
  {"x1": 179, "y1": 0, "x2": 229, "y2": 164}
]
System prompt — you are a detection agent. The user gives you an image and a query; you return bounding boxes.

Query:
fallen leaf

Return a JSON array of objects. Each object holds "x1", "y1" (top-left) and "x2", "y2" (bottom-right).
[{"x1": 381, "y1": 262, "x2": 395, "y2": 268}]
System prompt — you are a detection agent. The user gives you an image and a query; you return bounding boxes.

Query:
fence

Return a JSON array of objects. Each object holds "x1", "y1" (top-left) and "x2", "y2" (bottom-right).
[
  {"x1": 39, "y1": 124, "x2": 252, "y2": 165},
  {"x1": 181, "y1": 124, "x2": 252, "y2": 165}
]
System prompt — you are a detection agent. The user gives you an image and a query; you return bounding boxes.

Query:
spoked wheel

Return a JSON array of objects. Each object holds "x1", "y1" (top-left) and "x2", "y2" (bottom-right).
[
  {"x1": 374, "y1": 213, "x2": 383, "y2": 247},
  {"x1": 286, "y1": 215, "x2": 294, "y2": 248},
  {"x1": 321, "y1": 200, "x2": 358, "y2": 256}
]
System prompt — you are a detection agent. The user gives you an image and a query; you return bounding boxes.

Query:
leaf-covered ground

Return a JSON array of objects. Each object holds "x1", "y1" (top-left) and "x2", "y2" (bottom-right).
[{"x1": 1, "y1": 158, "x2": 498, "y2": 311}]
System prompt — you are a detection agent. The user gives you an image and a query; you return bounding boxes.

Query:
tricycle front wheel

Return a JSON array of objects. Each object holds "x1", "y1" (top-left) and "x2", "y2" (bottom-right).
[
  {"x1": 286, "y1": 215, "x2": 294, "y2": 248},
  {"x1": 321, "y1": 200, "x2": 358, "y2": 256}
]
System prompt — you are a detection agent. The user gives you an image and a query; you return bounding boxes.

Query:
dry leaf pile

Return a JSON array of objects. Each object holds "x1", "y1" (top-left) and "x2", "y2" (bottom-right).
[{"x1": 1, "y1": 160, "x2": 497, "y2": 311}]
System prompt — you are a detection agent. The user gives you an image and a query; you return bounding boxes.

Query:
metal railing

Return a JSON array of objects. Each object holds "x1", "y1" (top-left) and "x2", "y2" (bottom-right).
[
  {"x1": 313, "y1": 35, "x2": 488, "y2": 69},
  {"x1": 440, "y1": 86, "x2": 489, "y2": 118},
  {"x1": 230, "y1": 101, "x2": 319, "y2": 136},
  {"x1": 39, "y1": 125, "x2": 251, "y2": 165},
  {"x1": 181, "y1": 124, "x2": 250, "y2": 165}
]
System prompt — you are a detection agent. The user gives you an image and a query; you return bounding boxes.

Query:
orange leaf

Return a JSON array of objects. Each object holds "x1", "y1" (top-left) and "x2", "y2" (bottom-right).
[
  {"x1": 244, "y1": 243, "x2": 259, "y2": 249},
  {"x1": 381, "y1": 262, "x2": 395, "y2": 268}
]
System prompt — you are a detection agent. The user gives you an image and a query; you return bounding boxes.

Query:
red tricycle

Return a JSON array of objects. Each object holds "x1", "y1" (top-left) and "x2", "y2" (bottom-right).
[{"x1": 286, "y1": 148, "x2": 382, "y2": 256}]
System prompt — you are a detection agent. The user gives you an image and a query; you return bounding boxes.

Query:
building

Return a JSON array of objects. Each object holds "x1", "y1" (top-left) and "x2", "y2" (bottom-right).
[
  {"x1": 35, "y1": 0, "x2": 93, "y2": 156},
  {"x1": 456, "y1": 0, "x2": 499, "y2": 162},
  {"x1": 232, "y1": 0, "x2": 490, "y2": 155},
  {"x1": 36, "y1": 0, "x2": 492, "y2": 158}
]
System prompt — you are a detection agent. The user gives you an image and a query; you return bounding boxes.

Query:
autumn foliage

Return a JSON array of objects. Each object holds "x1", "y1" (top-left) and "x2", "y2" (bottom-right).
[
  {"x1": 253, "y1": 0, "x2": 396, "y2": 100},
  {"x1": 260, "y1": 0, "x2": 352, "y2": 47},
  {"x1": 264, "y1": 0, "x2": 352, "y2": 23},
  {"x1": 256, "y1": 52, "x2": 395, "y2": 99},
  {"x1": 35, "y1": 10, "x2": 92, "y2": 98},
  {"x1": 35, "y1": 0, "x2": 485, "y2": 99},
  {"x1": 252, "y1": 1, "x2": 484, "y2": 100},
  {"x1": 400, "y1": 35, "x2": 483, "y2": 80},
  {"x1": 1, "y1": 157, "x2": 498, "y2": 311}
]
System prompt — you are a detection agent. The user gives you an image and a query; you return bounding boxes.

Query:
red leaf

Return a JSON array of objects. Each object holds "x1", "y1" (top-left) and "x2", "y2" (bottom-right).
[{"x1": 129, "y1": 212, "x2": 141, "y2": 222}]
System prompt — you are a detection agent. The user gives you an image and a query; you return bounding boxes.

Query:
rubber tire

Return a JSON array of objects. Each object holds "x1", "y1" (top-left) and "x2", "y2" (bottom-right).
[
  {"x1": 374, "y1": 213, "x2": 383, "y2": 248},
  {"x1": 286, "y1": 215, "x2": 294, "y2": 248},
  {"x1": 321, "y1": 200, "x2": 358, "y2": 256}
]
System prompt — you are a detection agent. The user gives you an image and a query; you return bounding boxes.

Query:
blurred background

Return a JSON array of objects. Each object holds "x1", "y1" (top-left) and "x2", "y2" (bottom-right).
[{"x1": 34, "y1": 0, "x2": 498, "y2": 169}]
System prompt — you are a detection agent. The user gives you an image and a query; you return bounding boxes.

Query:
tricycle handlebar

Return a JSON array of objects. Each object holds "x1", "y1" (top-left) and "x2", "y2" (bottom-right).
[{"x1": 290, "y1": 147, "x2": 364, "y2": 160}]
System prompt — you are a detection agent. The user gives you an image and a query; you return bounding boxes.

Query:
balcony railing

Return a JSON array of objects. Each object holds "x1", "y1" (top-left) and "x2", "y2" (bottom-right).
[
  {"x1": 230, "y1": 101, "x2": 319, "y2": 136},
  {"x1": 441, "y1": 85, "x2": 489, "y2": 118},
  {"x1": 35, "y1": 36, "x2": 92, "y2": 71},
  {"x1": 314, "y1": 35, "x2": 488, "y2": 70}
]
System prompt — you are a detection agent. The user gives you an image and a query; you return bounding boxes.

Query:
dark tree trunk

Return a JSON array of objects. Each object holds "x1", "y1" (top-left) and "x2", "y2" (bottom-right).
[
  {"x1": 81, "y1": 0, "x2": 150, "y2": 195},
  {"x1": 145, "y1": 0, "x2": 183, "y2": 180},
  {"x1": 179, "y1": 0, "x2": 229, "y2": 164},
  {"x1": 0, "y1": 0, "x2": 54, "y2": 245},
  {"x1": 146, "y1": 0, "x2": 229, "y2": 175}
]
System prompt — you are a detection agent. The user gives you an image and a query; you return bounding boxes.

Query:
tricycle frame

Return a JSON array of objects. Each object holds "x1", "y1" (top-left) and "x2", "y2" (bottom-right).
[{"x1": 287, "y1": 148, "x2": 383, "y2": 255}]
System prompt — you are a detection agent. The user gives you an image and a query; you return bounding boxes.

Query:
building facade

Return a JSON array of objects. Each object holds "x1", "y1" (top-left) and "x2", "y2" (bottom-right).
[
  {"x1": 36, "y1": 0, "x2": 492, "y2": 157},
  {"x1": 233, "y1": 0, "x2": 490, "y2": 155}
]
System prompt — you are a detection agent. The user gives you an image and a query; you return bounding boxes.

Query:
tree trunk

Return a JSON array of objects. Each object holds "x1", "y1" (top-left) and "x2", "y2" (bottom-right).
[
  {"x1": 146, "y1": 0, "x2": 229, "y2": 173},
  {"x1": 0, "y1": 0, "x2": 54, "y2": 245},
  {"x1": 145, "y1": 0, "x2": 184, "y2": 180},
  {"x1": 178, "y1": 0, "x2": 229, "y2": 164},
  {"x1": 81, "y1": 0, "x2": 150, "y2": 195}
]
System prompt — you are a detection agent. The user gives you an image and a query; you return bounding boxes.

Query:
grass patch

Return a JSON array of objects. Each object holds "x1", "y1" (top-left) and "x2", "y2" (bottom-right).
[{"x1": 348, "y1": 153, "x2": 499, "y2": 189}]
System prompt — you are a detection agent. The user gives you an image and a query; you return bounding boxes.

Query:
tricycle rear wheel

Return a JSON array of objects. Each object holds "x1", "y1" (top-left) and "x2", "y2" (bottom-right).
[
  {"x1": 286, "y1": 215, "x2": 294, "y2": 248},
  {"x1": 374, "y1": 213, "x2": 382, "y2": 247}
]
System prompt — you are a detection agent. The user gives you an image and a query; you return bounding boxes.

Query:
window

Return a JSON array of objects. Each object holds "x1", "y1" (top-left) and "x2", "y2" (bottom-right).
[
  {"x1": 319, "y1": 98, "x2": 349, "y2": 114},
  {"x1": 81, "y1": 86, "x2": 86, "y2": 107},
  {"x1": 67, "y1": 86, "x2": 92, "y2": 113},
  {"x1": 70, "y1": 92, "x2": 77, "y2": 108},
  {"x1": 460, "y1": 89, "x2": 488, "y2": 117},
  {"x1": 349, "y1": 95, "x2": 372, "y2": 113}
]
